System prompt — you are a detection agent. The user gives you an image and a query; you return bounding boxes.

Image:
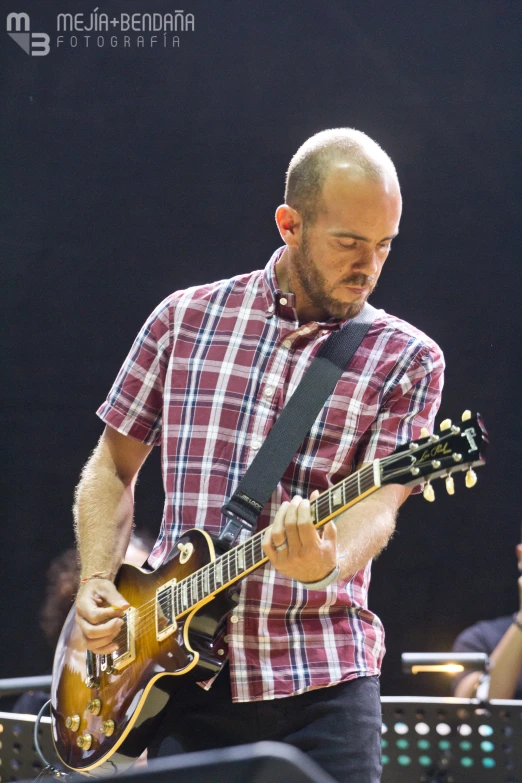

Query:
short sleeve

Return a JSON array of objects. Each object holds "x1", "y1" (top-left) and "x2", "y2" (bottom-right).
[
  {"x1": 452, "y1": 624, "x2": 491, "y2": 655},
  {"x1": 96, "y1": 297, "x2": 173, "y2": 446},
  {"x1": 355, "y1": 342, "x2": 445, "y2": 475}
]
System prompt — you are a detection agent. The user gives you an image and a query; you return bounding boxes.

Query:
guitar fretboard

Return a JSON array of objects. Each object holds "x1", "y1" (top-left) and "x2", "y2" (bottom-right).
[{"x1": 164, "y1": 462, "x2": 378, "y2": 618}]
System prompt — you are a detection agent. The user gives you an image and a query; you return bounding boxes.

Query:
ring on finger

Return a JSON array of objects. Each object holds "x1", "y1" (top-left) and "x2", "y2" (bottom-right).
[{"x1": 274, "y1": 539, "x2": 288, "y2": 552}]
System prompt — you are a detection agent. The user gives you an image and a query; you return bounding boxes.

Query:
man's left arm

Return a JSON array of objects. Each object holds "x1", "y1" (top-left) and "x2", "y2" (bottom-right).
[
  {"x1": 262, "y1": 480, "x2": 409, "y2": 584},
  {"x1": 263, "y1": 339, "x2": 444, "y2": 584},
  {"x1": 333, "y1": 478, "x2": 410, "y2": 581}
]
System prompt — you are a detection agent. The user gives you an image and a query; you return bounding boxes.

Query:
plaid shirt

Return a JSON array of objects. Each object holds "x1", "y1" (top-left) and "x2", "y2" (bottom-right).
[{"x1": 97, "y1": 247, "x2": 444, "y2": 702}]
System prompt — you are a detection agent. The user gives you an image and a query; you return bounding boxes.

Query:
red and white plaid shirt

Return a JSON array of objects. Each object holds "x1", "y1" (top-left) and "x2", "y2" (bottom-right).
[{"x1": 97, "y1": 247, "x2": 444, "y2": 702}]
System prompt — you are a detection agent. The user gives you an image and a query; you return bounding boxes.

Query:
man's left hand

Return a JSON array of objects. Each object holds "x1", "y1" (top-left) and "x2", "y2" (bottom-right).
[{"x1": 262, "y1": 493, "x2": 338, "y2": 583}]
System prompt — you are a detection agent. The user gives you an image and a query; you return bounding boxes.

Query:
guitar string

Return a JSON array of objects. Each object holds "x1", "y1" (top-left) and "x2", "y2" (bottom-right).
[
  {"x1": 109, "y1": 443, "x2": 449, "y2": 646},
  {"x1": 110, "y1": 464, "x2": 378, "y2": 637},
  {"x1": 109, "y1": 434, "x2": 461, "y2": 645}
]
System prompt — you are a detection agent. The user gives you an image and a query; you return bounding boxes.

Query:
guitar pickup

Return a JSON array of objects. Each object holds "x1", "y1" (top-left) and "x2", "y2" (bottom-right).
[
  {"x1": 156, "y1": 580, "x2": 177, "y2": 642},
  {"x1": 111, "y1": 607, "x2": 136, "y2": 671}
]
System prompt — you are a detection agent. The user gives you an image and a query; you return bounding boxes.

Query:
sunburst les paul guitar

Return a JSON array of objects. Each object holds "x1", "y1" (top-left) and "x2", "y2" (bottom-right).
[{"x1": 51, "y1": 411, "x2": 487, "y2": 775}]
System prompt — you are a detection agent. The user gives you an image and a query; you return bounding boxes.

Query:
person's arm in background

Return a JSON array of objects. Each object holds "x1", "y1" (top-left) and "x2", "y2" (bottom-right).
[
  {"x1": 74, "y1": 426, "x2": 152, "y2": 654},
  {"x1": 454, "y1": 577, "x2": 522, "y2": 699}
]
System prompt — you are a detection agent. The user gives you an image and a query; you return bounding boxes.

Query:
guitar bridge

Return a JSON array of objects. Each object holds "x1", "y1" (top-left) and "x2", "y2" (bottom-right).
[{"x1": 111, "y1": 607, "x2": 136, "y2": 671}]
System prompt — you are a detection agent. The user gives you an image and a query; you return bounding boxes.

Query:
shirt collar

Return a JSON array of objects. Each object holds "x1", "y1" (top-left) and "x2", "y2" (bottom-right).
[{"x1": 262, "y1": 246, "x2": 344, "y2": 330}]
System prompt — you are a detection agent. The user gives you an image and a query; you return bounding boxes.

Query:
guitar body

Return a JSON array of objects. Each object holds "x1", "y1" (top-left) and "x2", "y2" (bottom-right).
[
  {"x1": 50, "y1": 413, "x2": 487, "y2": 776},
  {"x1": 51, "y1": 529, "x2": 236, "y2": 776}
]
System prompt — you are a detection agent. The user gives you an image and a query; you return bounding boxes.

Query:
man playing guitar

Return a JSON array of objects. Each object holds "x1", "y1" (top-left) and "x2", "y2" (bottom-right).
[{"x1": 73, "y1": 128, "x2": 444, "y2": 782}]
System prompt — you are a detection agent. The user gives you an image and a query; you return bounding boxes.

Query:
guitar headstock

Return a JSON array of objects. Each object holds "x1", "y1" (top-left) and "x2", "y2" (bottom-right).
[{"x1": 380, "y1": 411, "x2": 488, "y2": 501}]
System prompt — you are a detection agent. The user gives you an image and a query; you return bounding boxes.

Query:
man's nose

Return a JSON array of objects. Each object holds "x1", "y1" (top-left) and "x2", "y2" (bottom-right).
[{"x1": 353, "y1": 247, "x2": 380, "y2": 275}]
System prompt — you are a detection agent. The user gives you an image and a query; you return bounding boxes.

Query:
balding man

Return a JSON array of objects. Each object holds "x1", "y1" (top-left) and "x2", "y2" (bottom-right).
[{"x1": 74, "y1": 129, "x2": 444, "y2": 782}]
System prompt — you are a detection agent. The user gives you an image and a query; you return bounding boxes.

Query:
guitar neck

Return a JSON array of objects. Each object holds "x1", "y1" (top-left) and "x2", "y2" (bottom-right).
[{"x1": 173, "y1": 462, "x2": 379, "y2": 618}]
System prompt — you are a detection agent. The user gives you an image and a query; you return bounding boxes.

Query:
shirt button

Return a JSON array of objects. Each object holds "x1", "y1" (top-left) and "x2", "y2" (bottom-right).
[
  {"x1": 267, "y1": 304, "x2": 274, "y2": 312},
  {"x1": 264, "y1": 387, "x2": 274, "y2": 397},
  {"x1": 217, "y1": 649, "x2": 225, "y2": 656},
  {"x1": 251, "y1": 440, "x2": 261, "y2": 450},
  {"x1": 224, "y1": 635, "x2": 231, "y2": 643},
  {"x1": 230, "y1": 615, "x2": 239, "y2": 624},
  {"x1": 279, "y1": 297, "x2": 288, "y2": 306},
  {"x1": 282, "y1": 339, "x2": 292, "y2": 349}
]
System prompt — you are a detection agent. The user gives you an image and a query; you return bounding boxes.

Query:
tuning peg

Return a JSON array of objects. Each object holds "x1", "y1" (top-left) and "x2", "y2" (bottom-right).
[
  {"x1": 440, "y1": 419, "x2": 452, "y2": 431},
  {"x1": 465, "y1": 469, "x2": 477, "y2": 488},
  {"x1": 445, "y1": 475, "x2": 455, "y2": 495},
  {"x1": 423, "y1": 482, "x2": 435, "y2": 502},
  {"x1": 420, "y1": 428, "x2": 430, "y2": 438},
  {"x1": 461, "y1": 410, "x2": 472, "y2": 422}
]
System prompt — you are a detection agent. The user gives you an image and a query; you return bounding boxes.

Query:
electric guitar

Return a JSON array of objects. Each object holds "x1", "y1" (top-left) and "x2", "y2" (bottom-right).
[{"x1": 51, "y1": 411, "x2": 487, "y2": 775}]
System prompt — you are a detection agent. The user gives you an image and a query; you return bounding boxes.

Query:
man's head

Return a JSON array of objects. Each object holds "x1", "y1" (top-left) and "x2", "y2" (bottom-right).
[{"x1": 276, "y1": 128, "x2": 402, "y2": 321}]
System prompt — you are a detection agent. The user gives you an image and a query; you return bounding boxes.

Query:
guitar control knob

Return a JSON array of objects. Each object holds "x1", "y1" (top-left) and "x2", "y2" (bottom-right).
[
  {"x1": 76, "y1": 733, "x2": 92, "y2": 750},
  {"x1": 65, "y1": 715, "x2": 80, "y2": 732},
  {"x1": 87, "y1": 699, "x2": 102, "y2": 715},
  {"x1": 100, "y1": 720, "x2": 115, "y2": 737}
]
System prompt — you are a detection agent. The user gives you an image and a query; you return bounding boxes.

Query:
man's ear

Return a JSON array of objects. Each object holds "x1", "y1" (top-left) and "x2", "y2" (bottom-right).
[{"x1": 275, "y1": 204, "x2": 302, "y2": 248}]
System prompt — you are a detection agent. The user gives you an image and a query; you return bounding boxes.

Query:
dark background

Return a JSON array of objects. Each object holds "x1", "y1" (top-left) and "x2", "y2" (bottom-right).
[{"x1": 2, "y1": 0, "x2": 521, "y2": 698}]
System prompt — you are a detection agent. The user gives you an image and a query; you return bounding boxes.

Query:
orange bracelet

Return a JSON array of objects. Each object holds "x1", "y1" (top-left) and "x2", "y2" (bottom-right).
[{"x1": 80, "y1": 571, "x2": 109, "y2": 583}]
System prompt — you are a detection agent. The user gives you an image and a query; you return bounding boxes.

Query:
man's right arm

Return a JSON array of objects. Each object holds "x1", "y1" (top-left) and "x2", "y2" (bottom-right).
[{"x1": 74, "y1": 425, "x2": 152, "y2": 654}]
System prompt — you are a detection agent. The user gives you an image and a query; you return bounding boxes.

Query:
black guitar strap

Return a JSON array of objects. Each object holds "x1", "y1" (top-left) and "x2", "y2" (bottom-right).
[{"x1": 219, "y1": 302, "x2": 378, "y2": 547}]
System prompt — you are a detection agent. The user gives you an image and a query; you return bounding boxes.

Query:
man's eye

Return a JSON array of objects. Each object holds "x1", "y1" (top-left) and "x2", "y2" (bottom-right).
[
  {"x1": 379, "y1": 244, "x2": 392, "y2": 252},
  {"x1": 339, "y1": 242, "x2": 356, "y2": 249}
]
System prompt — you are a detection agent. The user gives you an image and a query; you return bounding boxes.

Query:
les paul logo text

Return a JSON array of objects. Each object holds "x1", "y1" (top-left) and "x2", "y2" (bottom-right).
[{"x1": 418, "y1": 442, "x2": 452, "y2": 463}]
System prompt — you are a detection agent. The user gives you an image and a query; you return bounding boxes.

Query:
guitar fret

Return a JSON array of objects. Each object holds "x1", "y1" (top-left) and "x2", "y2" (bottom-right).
[
  {"x1": 172, "y1": 462, "x2": 382, "y2": 618},
  {"x1": 207, "y1": 566, "x2": 214, "y2": 594}
]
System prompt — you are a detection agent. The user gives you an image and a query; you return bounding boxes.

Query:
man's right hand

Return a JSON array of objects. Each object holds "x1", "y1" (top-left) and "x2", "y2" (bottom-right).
[{"x1": 75, "y1": 578, "x2": 130, "y2": 654}]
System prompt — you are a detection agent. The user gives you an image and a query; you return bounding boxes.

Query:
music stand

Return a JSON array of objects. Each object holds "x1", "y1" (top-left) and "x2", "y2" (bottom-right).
[
  {"x1": 0, "y1": 711, "x2": 54, "y2": 781},
  {"x1": 380, "y1": 696, "x2": 522, "y2": 783}
]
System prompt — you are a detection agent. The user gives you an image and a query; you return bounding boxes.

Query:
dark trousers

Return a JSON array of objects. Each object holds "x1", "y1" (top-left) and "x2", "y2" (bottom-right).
[{"x1": 148, "y1": 669, "x2": 382, "y2": 783}]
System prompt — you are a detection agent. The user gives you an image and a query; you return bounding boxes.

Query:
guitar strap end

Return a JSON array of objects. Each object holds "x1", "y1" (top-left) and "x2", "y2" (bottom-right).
[{"x1": 219, "y1": 509, "x2": 254, "y2": 548}]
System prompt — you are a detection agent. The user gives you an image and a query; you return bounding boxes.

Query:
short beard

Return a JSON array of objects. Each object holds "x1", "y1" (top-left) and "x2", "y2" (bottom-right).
[{"x1": 293, "y1": 230, "x2": 376, "y2": 320}]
